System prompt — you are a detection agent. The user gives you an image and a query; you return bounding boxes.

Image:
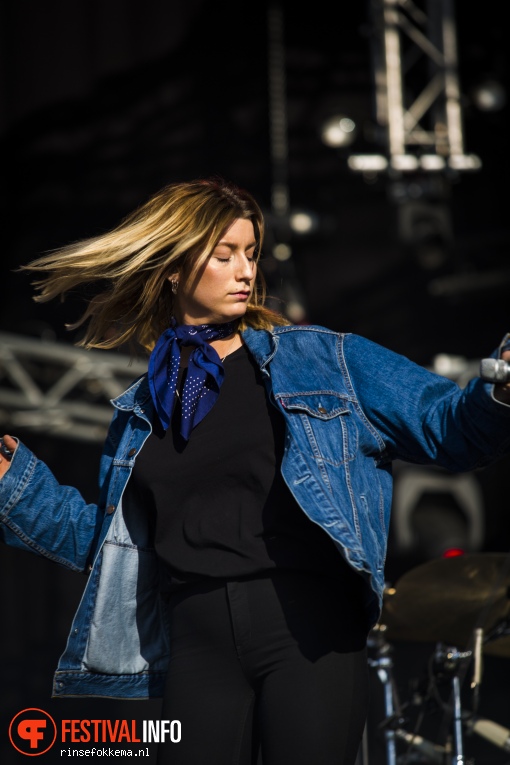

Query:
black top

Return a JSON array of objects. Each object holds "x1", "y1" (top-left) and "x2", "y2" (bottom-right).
[{"x1": 126, "y1": 343, "x2": 364, "y2": 599}]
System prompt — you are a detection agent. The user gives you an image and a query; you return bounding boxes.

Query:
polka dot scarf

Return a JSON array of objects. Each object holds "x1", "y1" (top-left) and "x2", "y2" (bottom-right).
[{"x1": 148, "y1": 318, "x2": 238, "y2": 440}]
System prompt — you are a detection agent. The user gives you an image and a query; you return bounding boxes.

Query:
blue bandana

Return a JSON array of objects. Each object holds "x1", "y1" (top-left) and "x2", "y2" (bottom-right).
[{"x1": 148, "y1": 319, "x2": 238, "y2": 439}]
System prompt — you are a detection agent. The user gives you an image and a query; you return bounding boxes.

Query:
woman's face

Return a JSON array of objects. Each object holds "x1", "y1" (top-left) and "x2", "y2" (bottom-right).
[{"x1": 172, "y1": 218, "x2": 257, "y2": 325}]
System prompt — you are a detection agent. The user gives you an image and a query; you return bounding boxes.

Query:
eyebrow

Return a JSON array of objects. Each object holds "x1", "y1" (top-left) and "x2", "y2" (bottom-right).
[{"x1": 216, "y1": 240, "x2": 258, "y2": 250}]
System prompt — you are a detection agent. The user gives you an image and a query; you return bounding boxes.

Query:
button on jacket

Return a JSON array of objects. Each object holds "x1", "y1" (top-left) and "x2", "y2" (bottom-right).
[{"x1": 1, "y1": 325, "x2": 510, "y2": 700}]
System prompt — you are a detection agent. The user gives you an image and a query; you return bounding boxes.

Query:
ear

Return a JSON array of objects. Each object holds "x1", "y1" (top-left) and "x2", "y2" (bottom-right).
[{"x1": 167, "y1": 271, "x2": 180, "y2": 283}]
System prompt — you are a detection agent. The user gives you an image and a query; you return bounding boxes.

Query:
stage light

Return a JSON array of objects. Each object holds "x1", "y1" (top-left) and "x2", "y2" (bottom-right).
[
  {"x1": 320, "y1": 115, "x2": 357, "y2": 148},
  {"x1": 391, "y1": 155, "x2": 419, "y2": 171},
  {"x1": 420, "y1": 155, "x2": 446, "y2": 171},
  {"x1": 272, "y1": 242, "x2": 292, "y2": 261},
  {"x1": 289, "y1": 211, "x2": 319, "y2": 235},
  {"x1": 448, "y1": 154, "x2": 482, "y2": 171},
  {"x1": 442, "y1": 548, "x2": 465, "y2": 558},
  {"x1": 348, "y1": 154, "x2": 388, "y2": 172},
  {"x1": 471, "y1": 79, "x2": 507, "y2": 112}
]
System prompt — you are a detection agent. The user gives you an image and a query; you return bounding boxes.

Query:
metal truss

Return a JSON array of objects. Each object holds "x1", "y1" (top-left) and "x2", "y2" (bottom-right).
[
  {"x1": 349, "y1": 0, "x2": 481, "y2": 174},
  {"x1": 0, "y1": 332, "x2": 147, "y2": 443}
]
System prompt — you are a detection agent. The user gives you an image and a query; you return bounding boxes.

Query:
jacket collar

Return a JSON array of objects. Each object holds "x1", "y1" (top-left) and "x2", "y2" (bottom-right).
[
  {"x1": 241, "y1": 327, "x2": 279, "y2": 373},
  {"x1": 111, "y1": 327, "x2": 280, "y2": 411},
  {"x1": 111, "y1": 373, "x2": 152, "y2": 412}
]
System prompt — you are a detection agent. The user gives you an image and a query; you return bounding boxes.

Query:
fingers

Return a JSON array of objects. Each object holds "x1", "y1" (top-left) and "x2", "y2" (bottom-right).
[
  {"x1": 2, "y1": 435, "x2": 17, "y2": 451},
  {"x1": 0, "y1": 435, "x2": 16, "y2": 474}
]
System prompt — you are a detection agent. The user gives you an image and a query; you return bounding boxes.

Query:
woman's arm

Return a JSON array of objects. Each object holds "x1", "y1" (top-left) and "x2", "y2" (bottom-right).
[
  {"x1": 342, "y1": 333, "x2": 510, "y2": 472},
  {"x1": 0, "y1": 435, "x2": 103, "y2": 572}
]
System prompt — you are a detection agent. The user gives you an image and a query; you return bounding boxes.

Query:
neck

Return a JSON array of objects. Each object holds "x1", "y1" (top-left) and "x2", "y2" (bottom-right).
[
  {"x1": 176, "y1": 323, "x2": 241, "y2": 367},
  {"x1": 214, "y1": 331, "x2": 241, "y2": 361},
  {"x1": 173, "y1": 316, "x2": 238, "y2": 329}
]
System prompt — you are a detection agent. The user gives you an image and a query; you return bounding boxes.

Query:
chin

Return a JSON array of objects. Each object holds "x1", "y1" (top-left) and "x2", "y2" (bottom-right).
[{"x1": 215, "y1": 308, "x2": 248, "y2": 323}]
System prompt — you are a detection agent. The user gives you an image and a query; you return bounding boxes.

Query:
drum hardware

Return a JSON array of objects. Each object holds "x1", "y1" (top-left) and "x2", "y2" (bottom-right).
[
  {"x1": 370, "y1": 553, "x2": 510, "y2": 765},
  {"x1": 369, "y1": 632, "x2": 476, "y2": 764},
  {"x1": 432, "y1": 644, "x2": 473, "y2": 765},
  {"x1": 468, "y1": 716, "x2": 510, "y2": 753},
  {"x1": 367, "y1": 625, "x2": 446, "y2": 764},
  {"x1": 368, "y1": 625, "x2": 451, "y2": 765},
  {"x1": 380, "y1": 553, "x2": 510, "y2": 740},
  {"x1": 392, "y1": 728, "x2": 447, "y2": 764},
  {"x1": 368, "y1": 623, "x2": 401, "y2": 765}
]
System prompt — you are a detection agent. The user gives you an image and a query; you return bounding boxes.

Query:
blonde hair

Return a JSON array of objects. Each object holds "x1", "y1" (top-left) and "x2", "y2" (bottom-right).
[{"x1": 22, "y1": 177, "x2": 290, "y2": 352}]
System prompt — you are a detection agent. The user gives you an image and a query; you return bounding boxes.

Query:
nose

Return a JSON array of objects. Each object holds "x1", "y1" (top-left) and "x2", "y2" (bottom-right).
[{"x1": 235, "y1": 253, "x2": 255, "y2": 281}]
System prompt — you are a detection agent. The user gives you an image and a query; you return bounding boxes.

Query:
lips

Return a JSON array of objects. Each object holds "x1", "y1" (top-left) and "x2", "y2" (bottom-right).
[{"x1": 230, "y1": 292, "x2": 250, "y2": 299}]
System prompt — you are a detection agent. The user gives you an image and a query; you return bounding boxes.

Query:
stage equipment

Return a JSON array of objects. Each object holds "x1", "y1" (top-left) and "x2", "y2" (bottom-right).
[
  {"x1": 320, "y1": 115, "x2": 358, "y2": 148},
  {"x1": 0, "y1": 331, "x2": 147, "y2": 443},
  {"x1": 391, "y1": 467, "x2": 485, "y2": 559},
  {"x1": 264, "y1": 2, "x2": 309, "y2": 324},
  {"x1": 381, "y1": 554, "x2": 510, "y2": 650},
  {"x1": 348, "y1": 0, "x2": 481, "y2": 175},
  {"x1": 371, "y1": 553, "x2": 510, "y2": 764}
]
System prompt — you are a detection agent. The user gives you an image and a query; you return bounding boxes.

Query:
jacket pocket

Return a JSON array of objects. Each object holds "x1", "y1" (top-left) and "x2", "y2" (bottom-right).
[{"x1": 279, "y1": 393, "x2": 358, "y2": 466}]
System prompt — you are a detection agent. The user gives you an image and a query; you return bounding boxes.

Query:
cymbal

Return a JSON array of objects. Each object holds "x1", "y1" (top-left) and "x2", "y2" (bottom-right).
[{"x1": 380, "y1": 554, "x2": 510, "y2": 651}]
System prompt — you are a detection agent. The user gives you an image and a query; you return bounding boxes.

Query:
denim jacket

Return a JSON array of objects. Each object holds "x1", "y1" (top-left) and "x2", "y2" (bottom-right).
[{"x1": 1, "y1": 325, "x2": 510, "y2": 700}]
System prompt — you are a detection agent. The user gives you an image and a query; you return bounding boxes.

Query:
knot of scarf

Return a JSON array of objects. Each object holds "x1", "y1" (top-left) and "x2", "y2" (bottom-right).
[{"x1": 148, "y1": 319, "x2": 238, "y2": 440}]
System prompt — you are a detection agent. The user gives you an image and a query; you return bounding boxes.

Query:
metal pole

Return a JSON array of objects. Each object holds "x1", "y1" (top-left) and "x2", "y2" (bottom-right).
[
  {"x1": 383, "y1": 0, "x2": 406, "y2": 158},
  {"x1": 452, "y1": 674, "x2": 465, "y2": 765},
  {"x1": 369, "y1": 629, "x2": 397, "y2": 765},
  {"x1": 439, "y1": 0, "x2": 465, "y2": 157}
]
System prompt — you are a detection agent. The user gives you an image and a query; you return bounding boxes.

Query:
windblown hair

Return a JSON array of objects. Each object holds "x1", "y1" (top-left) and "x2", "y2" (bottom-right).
[{"x1": 23, "y1": 177, "x2": 290, "y2": 352}]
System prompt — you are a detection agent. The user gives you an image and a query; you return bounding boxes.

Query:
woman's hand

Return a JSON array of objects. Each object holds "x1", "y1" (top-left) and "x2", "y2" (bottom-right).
[{"x1": 0, "y1": 434, "x2": 17, "y2": 479}]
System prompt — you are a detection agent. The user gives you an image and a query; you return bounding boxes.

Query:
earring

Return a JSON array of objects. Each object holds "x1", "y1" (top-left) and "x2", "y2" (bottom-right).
[{"x1": 170, "y1": 279, "x2": 179, "y2": 295}]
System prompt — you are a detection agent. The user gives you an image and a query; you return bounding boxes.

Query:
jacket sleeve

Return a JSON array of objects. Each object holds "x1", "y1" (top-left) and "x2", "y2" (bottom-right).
[
  {"x1": 0, "y1": 439, "x2": 104, "y2": 573},
  {"x1": 341, "y1": 333, "x2": 510, "y2": 472}
]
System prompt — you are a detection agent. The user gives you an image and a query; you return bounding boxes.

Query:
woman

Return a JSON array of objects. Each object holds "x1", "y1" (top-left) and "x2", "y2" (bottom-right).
[{"x1": 1, "y1": 177, "x2": 510, "y2": 765}]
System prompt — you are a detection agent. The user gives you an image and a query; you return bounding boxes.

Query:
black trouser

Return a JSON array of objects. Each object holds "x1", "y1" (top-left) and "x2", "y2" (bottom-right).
[{"x1": 157, "y1": 571, "x2": 369, "y2": 765}]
